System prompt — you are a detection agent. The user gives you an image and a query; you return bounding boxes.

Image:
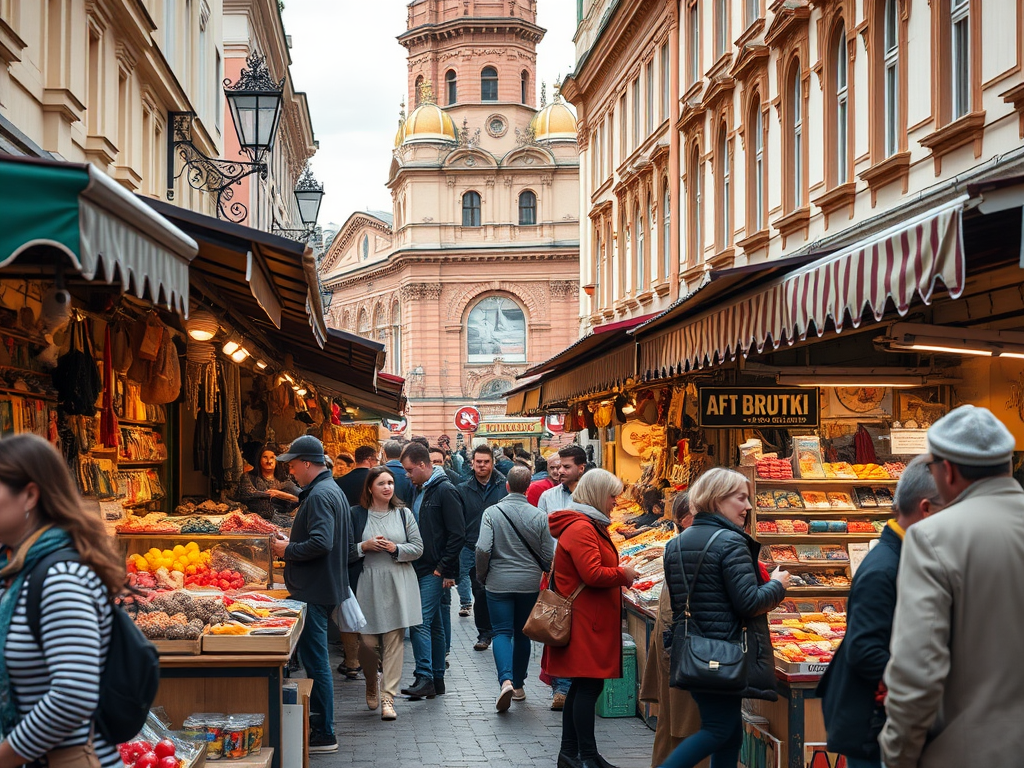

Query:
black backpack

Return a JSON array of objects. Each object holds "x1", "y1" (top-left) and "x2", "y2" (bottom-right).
[{"x1": 26, "y1": 550, "x2": 160, "y2": 745}]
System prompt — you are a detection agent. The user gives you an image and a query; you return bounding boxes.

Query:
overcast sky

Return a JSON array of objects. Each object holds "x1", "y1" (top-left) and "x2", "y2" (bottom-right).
[{"x1": 280, "y1": 1, "x2": 578, "y2": 232}]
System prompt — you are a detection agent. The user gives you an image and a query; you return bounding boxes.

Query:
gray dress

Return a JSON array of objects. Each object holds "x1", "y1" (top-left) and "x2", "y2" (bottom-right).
[{"x1": 355, "y1": 507, "x2": 424, "y2": 634}]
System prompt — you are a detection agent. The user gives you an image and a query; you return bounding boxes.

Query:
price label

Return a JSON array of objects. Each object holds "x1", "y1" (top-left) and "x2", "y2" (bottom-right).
[{"x1": 889, "y1": 429, "x2": 928, "y2": 455}]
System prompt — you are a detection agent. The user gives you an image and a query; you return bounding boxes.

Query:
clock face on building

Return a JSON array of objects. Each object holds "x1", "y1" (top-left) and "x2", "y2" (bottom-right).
[{"x1": 486, "y1": 115, "x2": 507, "y2": 138}]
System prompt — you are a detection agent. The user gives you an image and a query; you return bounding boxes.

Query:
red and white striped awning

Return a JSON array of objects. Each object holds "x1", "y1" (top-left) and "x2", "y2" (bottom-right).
[{"x1": 639, "y1": 200, "x2": 967, "y2": 378}]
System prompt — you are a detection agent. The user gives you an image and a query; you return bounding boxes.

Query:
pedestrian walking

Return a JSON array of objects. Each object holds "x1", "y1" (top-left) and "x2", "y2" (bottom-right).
[
  {"x1": 457, "y1": 444, "x2": 508, "y2": 647},
  {"x1": 399, "y1": 442, "x2": 465, "y2": 701},
  {"x1": 639, "y1": 493, "x2": 706, "y2": 768},
  {"x1": 658, "y1": 468, "x2": 788, "y2": 768},
  {"x1": 539, "y1": 444, "x2": 588, "y2": 709},
  {"x1": 382, "y1": 439, "x2": 415, "y2": 507},
  {"x1": 272, "y1": 435, "x2": 350, "y2": 753},
  {"x1": 880, "y1": 405, "x2": 1024, "y2": 768},
  {"x1": 337, "y1": 444, "x2": 380, "y2": 507},
  {"x1": 430, "y1": 445, "x2": 462, "y2": 485},
  {"x1": 476, "y1": 465, "x2": 554, "y2": 713},
  {"x1": 527, "y1": 453, "x2": 560, "y2": 506},
  {"x1": 547, "y1": 469, "x2": 639, "y2": 768},
  {"x1": 0, "y1": 434, "x2": 129, "y2": 768},
  {"x1": 349, "y1": 466, "x2": 424, "y2": 721},
  {"x1": 817, "y1": 455, "x2": 944, "y2": 768}
]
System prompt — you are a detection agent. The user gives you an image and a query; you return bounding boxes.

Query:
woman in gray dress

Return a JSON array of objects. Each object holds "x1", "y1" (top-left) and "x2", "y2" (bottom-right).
[{"x1": 349, "y1": 466, "x2": 423, "y2": 720}]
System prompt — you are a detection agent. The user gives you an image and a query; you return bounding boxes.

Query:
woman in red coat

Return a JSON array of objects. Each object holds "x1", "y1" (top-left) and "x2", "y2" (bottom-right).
[{"x1": 547, "y1": 469, "x2": 638, "y2": 768}]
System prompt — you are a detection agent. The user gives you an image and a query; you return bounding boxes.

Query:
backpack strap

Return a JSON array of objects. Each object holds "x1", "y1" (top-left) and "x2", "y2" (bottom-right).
[{"x1": 27, "y1": 549, "x2": 81, "y2": 645}]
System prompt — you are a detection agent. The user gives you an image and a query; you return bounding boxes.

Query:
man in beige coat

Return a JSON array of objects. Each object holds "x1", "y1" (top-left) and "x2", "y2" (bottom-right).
[{"x1": 880, "y1": 405, "x2": 1024, "y2": 768}]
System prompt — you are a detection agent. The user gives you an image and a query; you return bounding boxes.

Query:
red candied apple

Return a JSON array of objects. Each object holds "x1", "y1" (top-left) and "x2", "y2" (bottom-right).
[
  {"x1": 153, "y1": 739, "x2": 176, "y2": 759},
  {"x1": 135, "y1": 752, "x2": 159, "y2": 768},
  {"x1": 157, "y1": 757, "x2": 178, "y2": 768}
]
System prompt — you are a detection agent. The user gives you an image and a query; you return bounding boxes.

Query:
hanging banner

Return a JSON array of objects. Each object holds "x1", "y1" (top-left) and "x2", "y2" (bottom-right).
[
  {"x1": 475, "y1": 418, "x2": 545, "y2": 438},
  {"x1": 698, "y1": 387, "x2": 819, "y2": 428}
]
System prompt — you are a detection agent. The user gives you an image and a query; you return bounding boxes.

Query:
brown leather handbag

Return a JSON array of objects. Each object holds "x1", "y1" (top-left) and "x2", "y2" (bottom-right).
[{"x1": 522, "y1": 561, "x2": 585, "y2": 647}]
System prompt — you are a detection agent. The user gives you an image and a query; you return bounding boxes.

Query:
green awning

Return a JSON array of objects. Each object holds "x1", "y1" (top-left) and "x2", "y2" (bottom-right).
[{"x1": 0, "y1": 155, "x2": 197, "y2": 315}]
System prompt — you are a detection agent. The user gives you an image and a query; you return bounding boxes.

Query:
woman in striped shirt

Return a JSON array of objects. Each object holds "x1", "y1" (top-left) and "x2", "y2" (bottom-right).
[{"x1": 0, "y1": 434, "x2": 125, "y2": 768}]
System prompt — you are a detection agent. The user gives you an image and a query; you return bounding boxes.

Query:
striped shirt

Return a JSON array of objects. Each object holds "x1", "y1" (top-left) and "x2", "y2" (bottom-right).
[{"x1": 1, "y1": 561, "x2": 118, "y2": 767}]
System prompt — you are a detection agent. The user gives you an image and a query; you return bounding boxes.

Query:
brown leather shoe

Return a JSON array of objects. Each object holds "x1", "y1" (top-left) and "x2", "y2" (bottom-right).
[{"x1": 551, "y1": 691, "x2": 566, "y2": 711}]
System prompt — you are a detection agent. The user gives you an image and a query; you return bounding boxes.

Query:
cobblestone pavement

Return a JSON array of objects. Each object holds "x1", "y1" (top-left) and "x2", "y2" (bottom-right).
[{"x1": 314, "y1": 599, "x2": 655, "y2": 768}]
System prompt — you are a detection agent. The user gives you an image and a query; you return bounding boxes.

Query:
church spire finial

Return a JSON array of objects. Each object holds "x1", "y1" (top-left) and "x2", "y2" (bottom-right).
[
  {"x1": 553, "y1": 75, "x2": 562, "y2": 103},
  {"x1": 540, "y1": 81, "x2": 547, "y2": 107}
]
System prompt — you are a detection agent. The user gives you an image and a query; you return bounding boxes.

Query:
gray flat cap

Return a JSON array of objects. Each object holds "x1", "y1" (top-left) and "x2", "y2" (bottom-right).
[{"x1": 927, "y1": 405, "x2": 1015, "y2": 466}]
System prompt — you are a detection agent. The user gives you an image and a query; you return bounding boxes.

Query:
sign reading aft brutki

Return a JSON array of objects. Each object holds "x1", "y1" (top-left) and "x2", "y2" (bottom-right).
[{"x1": 698, "y1": 387, "x2": 820, "y2": 428}]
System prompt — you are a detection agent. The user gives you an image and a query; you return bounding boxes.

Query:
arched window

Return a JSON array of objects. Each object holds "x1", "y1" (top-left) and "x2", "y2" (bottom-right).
[
  {"x1": 518, "y1": 190, "x2": 537, "y2": 225},
  {"x1": 414, "y1": 75, "x2": 424, "y2": 106},
  {"x1": 622, "y1": 209, "x2": 631, "y2": 293},
  {"x1": 883, "y1": 0, "x2": 899, "y2": 156},
  {"x1": 361, "y1": 234, "x2": 370, "y2": 260},
  {"x1": 635, "y1": 202, "x2": 645, "y2": 290},
  {"x1": 787, "y1": 62, "x2": 804, "y2": 210},
  {"x1": 604, "y1": 221, "x2": 613, "y2": 307},
  {"x1": 521, "y1": 70, "x2": 529, "y2": 104},
  {"x1": 462, "y1": 191, "x2": 481, "y2": 227},
  {"x1": 716, "y1": 122, "x2": 731, "y2": 249},
  {"x1": 357, "y1": 308, "x2": 369, "y2": 335},
  {"x1": 480, "y1": 378, "x2": 513, "y2": 399},
  {"x1": 661, "y1": 181, "x2": 671, "y2": 279},
  {"x1": 466, "y1": 296, "x2": 526, "y2": 363},
  {"x1": 830, "y1": 23, "x2": 850, "y2": 185},
  {"x1": 481, "y1": 66, "x2": 498, "y2": 102},
  {"x1": 374, "y1": 303, "x2": 387, "y2": 343},
  {"x1": 390, "y1": 300, "x2": 402, "y2": 375},
  {"x1": 445, "y1": 69, "x2": 457, "y2": 105},
  {"x1": 747, "y1": 97, "x2": 765, "y2": 232}
]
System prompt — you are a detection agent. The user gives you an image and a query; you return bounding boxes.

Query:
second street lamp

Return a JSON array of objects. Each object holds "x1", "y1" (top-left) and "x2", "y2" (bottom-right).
[{"x1": 294, "y1": 167, "x2": 325, "y2": 226}]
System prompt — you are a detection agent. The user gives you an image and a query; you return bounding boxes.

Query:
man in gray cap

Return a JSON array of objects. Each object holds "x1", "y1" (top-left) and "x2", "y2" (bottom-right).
[
  {"x1": 880, "y1": 405, "x2": 1024, "y2": 768},
  {"x1": 273, "y1": 435, "x2": 350, "y2": 754}
]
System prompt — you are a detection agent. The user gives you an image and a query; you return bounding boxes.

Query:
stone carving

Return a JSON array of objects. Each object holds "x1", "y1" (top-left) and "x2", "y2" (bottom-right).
[{"x1": 550, "y1": 280, "x2": 580, "y2": 299}]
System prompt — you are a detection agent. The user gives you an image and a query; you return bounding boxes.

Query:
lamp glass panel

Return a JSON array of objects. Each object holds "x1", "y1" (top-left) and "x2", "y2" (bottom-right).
[{"x1": 295, "y1": 189, "x2": 323, "y2": 225}]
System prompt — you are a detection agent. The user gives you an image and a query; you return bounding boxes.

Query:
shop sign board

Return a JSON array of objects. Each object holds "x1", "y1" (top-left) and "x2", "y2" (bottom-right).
[
  {"x1": 383, "y1": 417, "x2": 407, "y2": 435},
  {"x1": 889, "y1": 428, "x2": 928, "y2": 455},
  {"x1": 545, "y1": 414, "x2": 566, "y2": 434},
  {"x1": 475, "y1": 418, "x2": 544, "y2": 438},
  {"x1": 454, "y1": 406, "x2": 482, "y2": 432},
  {"x1": 698, "y1": 387, "x2": 819, "y2": 428}
]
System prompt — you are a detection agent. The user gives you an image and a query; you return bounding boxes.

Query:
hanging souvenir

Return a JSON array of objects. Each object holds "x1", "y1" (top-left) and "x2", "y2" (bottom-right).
[
  {"x1": 141, "y1": 328, "x2": 181, "y2": 404},
  {"x1": 51, "y1": 315, "x2": 101, "y2": 416}
]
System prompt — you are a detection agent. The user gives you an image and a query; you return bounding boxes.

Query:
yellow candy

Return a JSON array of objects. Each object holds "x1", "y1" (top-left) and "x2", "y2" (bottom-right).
[
  {"x1": 186, "y1": 541, "x2": 200, "y2": 552},
  {"x1": 172, "y1": 545, "x2": 186, "y2": 557}
]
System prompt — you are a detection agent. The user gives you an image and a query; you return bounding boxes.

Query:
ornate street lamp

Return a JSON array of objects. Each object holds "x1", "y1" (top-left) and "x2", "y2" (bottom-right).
[
  {"x1": 294, "y1": 167, "x2": 325, "y2": 226},
  {"x1": 168, "y1": 50, "x2": 285, "y2": 223}
]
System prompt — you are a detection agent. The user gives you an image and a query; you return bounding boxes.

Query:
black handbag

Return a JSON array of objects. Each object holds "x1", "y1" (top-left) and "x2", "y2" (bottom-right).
[{"x1": 669, "y1": 529, "x2": 748, "y2": 692}]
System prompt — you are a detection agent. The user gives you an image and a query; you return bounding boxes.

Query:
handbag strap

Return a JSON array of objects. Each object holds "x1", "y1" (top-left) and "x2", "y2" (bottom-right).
[
  {"x1": 675, "y1": 529, "x2": 727, "y2": 628},
  {"x1": 496, "y1": 504, "x2": 547, "y2": 571}
]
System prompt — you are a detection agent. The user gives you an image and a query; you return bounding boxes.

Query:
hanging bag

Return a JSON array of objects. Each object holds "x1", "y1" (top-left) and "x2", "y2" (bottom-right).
[
  {"x1": 136, "y1": 313, "x2": 164, "y2": 362},
  {"x1": 52, "y1": 317, "x2": 101, "y2": 416},
  {"x1": 141, "y1": 328, "x2": 181, "y2": 405},
  {"x1": 522, "y1": 556, "x2": 585, "y2": 647},
  {"x1": 669, "y1": 529, "x2": 749, "y2": 692}
]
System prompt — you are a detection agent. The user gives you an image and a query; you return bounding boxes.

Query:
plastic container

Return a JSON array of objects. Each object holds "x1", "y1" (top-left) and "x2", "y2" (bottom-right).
[
  {"x1": 597, "y1": 634, "x2": 637, "y2": 718},
  {"x1": 223, "y1": 716, "x2": 249, "y2": 759},
  {"x1": 241, "y1": 713, "x2": 265, "y2": 755}
]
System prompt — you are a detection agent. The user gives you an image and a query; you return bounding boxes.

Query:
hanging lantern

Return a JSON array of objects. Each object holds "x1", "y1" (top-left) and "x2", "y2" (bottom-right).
[{"x1": 186, "y1": 308, "x2": 219, "y2": 341}]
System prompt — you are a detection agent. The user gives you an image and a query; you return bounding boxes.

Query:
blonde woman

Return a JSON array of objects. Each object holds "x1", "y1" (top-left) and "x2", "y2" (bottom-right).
[
  {"x1": 658, "y1": 468, "x2": 790, "y2": 768},
  {"x1": 547, "y1": 469, "x2": 638, "y2": 768}
]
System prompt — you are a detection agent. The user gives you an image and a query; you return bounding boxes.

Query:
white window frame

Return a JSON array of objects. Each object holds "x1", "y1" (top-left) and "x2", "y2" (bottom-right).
[
  {"x1": 662, "y1": 185, "x2": 671, "y2": 279},
  {"x1": 754, "y1": 106, "x2": 764, "y2": 231},
  {"x1": 835, "y1": 28, "x2": 849, "y2": 184},
  {"x1": 688, "y1": 1, "x2": 700, "y2": 85},
  {"x1": 884, "y1": 0, "x2": 899, "y2": 156},
  {"x1": 716, "y1": 0, "x2": 728, "y2": 59},
  {"x1": 660, "y1": 44, "x2": 670, "y2": 120},
  {"x1": 636, "y1": 204, "x2": 645, "y2": 289},
  {"x1": 720, "y1": 127, "x2": 731, "y2": 247},
  {"x1": 792, "y1": 65, "x2": 803, "y2": 209}
]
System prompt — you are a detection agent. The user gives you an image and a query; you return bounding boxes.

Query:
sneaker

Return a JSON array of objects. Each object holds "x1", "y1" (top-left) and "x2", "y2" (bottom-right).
[
  {"x1": 473, "y1": 636, "x2": 491, "y2": 651},
  {"x1": 551, "y1": 691, "x2": 566, "y2": 711},
  {"x1": 381, "y1": 695, "x2": 397, "y2": 721},
  {"x1": 496, "y1": 680, "x2": 514, "y2": 713},
  {"x1": 308, "y1": 731, "x2": 338, "y2": 754},
  {"x1": 458, "y1": 604, "x2": 472, "y2": 617},
  {"x1": 512, "y1": 687, "x2": 526, "y2": 701}
]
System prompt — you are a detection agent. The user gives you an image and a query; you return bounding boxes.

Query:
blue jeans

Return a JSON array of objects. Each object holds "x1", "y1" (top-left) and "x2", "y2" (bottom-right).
[
  {"x1": 295, "y1": 603, "x2": 334, "y2": 736},
  {"x1": 844, "y1": 759, "x2": 883, "y2": 768},
  {"x1": 441, "y1": 584, "x2": 452, "y2": 653},
  {"x1": 457, "y1": 547, "x2": 474, "y2": 606},
  {"x1": 659, "y1": 692, "x2": 742, "y2": 768},
  {"x1": 553, "y1": 677, "x2": 572, "y2": 695},
  {"x1": 411, "y1": 573, "x2": 446, "y2": 679},
  {"x1": 486, "y1": 590, "x2": 537, "y2": 688}
]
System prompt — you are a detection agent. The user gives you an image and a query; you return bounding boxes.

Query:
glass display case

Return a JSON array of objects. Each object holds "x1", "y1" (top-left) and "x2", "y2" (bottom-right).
[{"x1": 118, "y1": 533, "x2": 273, "y2": 589}]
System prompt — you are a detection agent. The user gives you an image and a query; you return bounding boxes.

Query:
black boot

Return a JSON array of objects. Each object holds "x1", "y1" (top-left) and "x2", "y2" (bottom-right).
[
  {"x1": 403, "y1": 674, "x2": 436, "y2": 700},
  {"x1": 590, "y1": 756, "x2": 619, "y2": 768},
  {"x1": 433, "y1": 677, "x2": 446, "y2": 695},
  {"x1": 580, "y1": 760, "x2": 609, "y2": 768},
  {"x1": 556, "y1": 752, "x2": 582, "y2": 768}
]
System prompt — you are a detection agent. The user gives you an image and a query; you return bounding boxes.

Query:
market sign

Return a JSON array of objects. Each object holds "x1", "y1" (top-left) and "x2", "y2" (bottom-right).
[
  {"x1": 454, "y1": 405, "x2": 482, "y2": 432},
  {"x1": 475, "y1": 418, "x2": 544, "y2": 438},
  {"x1": 698, "y1": 387, "x2": 819, "y2": 428},
  {"x1": 383, "y1": 417, "x2": 407, "y2": 435}
]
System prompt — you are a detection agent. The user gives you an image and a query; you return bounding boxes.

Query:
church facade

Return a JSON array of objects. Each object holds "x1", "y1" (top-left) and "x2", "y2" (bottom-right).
[{"x1": 319, "y1": 0, "x2": 580, "y2": 440}]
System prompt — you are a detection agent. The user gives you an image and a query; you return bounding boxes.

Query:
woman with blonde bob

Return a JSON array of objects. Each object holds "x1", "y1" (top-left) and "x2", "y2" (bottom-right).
[
  {"x1": 547, "y1": 469, "x2": 638, "y2": 768},
  {"x1": 658, "y1": 468, "x2": 790, "y2": 768},
  {"x1": 0, "y1": 434, "x2": 126, "y2": 767}
]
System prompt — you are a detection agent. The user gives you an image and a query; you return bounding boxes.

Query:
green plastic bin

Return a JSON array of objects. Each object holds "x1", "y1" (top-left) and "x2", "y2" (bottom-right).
[{"x1": 597, "y1": 634, "x2": 637, "y2": 718}]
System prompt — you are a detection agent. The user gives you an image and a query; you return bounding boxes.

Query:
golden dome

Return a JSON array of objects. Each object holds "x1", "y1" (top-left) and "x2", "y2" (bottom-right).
[
  {"x1": 402, "y1": 103, "x2": 457, "y2": 144},
  {"x1": 531, "y1": 100, "x2": 577, "y2": 142}
]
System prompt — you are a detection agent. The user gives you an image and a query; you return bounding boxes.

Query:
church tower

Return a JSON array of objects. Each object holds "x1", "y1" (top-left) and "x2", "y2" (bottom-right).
[{"x1": 400, "y1": 0, "x2": 543, "y2": 109}]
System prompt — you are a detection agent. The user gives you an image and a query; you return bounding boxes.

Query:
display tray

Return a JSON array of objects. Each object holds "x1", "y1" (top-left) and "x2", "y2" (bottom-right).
[
  {"x1": 755, "y1": 508, "x2": 892, "y2": 516},
  {"x1": 151, "y1": 636, "x2": 202, "y2": 656},
  {"x1": 758, "y1": 534, "x2": 880, "y2": 541},
  {"x1": 755, "y1": 478, "x2": 899, "y2": 485},
  {"x1": 775, "y1": 656, "x2": 831, "y2": 675},
  {"x1": 202, "y1": 608, "x2": 304, "y2": 655}
]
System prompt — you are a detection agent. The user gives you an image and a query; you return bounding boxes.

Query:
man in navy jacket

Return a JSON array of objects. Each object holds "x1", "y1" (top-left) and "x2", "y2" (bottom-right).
[{"x1": 818, "y1": 455, "x2": 945, "y2": 768}]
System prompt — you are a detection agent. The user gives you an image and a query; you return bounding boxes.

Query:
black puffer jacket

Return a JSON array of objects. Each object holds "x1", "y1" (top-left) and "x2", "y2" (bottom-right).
[{"x1": 664, "y1": 512, "x2": 785, "y2": 700}]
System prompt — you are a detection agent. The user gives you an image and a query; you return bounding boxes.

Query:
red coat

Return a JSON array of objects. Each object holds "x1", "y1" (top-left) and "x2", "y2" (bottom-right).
[{"x1": 545, "y1": 508, "x2": 630, "y2": 679}]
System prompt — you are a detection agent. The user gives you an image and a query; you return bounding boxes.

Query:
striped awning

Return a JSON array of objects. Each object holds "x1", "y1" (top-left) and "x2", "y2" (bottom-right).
[
  {"x1": 542, "y1": 344, "x2": 635, "y2": 404},
  {"x1": 638, "y1": 200, "x2": 967, "y2": 379}
]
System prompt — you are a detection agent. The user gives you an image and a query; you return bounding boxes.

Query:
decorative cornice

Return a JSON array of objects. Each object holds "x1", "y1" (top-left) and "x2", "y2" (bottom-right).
[
  {"x1": 320, "y1": 213, "x2": 394, "y2": 274},
  {"x1": 764, "y1": 0, "x2": 812, "y2": 47}
]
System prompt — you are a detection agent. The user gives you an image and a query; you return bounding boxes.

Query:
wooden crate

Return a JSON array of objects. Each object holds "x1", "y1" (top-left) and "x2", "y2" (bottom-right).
[
  {"x1": 152, "y1": 636, "x2": 202, "y2": 655},
  {"x1": 202, "y1": 610, "x2": 304, "y2": 655}
]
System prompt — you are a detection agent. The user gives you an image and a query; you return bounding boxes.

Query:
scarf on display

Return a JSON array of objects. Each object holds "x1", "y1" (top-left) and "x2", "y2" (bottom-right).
[{"x1": 0, "y1": 525, "x2": 74, "y2": 739}]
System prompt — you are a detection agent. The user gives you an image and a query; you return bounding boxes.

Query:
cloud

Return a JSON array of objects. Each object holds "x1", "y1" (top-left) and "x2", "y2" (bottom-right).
[{"x1": 280, "y1": 0, "x2": 577, "y2": 230}]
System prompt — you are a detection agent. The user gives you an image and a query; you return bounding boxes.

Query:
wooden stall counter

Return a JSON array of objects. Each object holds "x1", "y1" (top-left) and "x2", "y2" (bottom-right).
[{"x1": 743, "y1": 670, "x2": 826, "y2": 768}]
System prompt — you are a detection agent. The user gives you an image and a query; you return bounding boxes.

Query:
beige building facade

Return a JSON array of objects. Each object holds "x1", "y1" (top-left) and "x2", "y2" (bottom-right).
[
  {"x1": 565, "y1": 0, "x2": 1024, "y2": 329},
  {"x1": 319, "y1": 0, "x2": 581, "y2": 441},
  {"x1": 0, "y1": 0, "x2": 313, "y2": 231}
]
